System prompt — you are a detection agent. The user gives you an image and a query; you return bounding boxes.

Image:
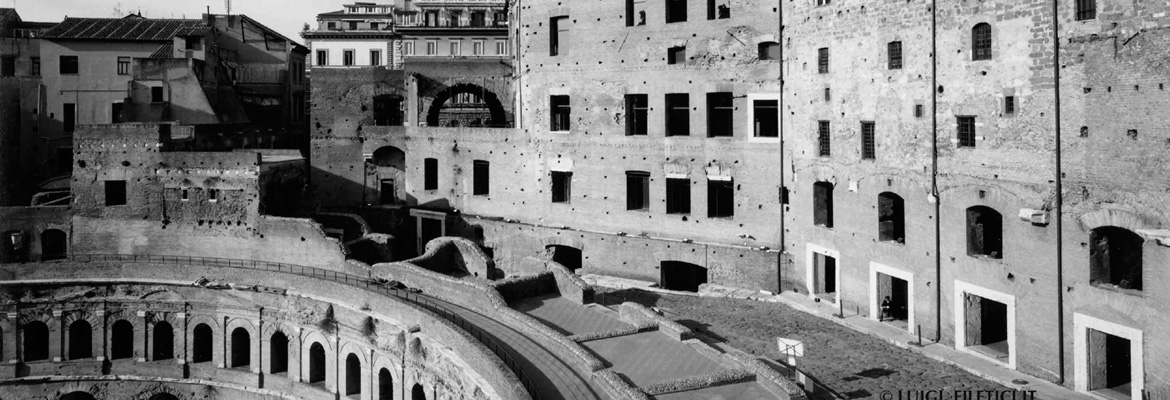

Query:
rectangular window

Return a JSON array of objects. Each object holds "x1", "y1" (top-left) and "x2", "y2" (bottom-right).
[
  {"x1": 316, "y1": 50, "x2": 328, "y2": 65},
  {"x1": 861, "y1": 121, "x2": 876, "y2": 160},
  {"x1": 348, "y1": 21, "x2": 358, "y2": 30},
  {"x1": 550, "y1": 16, "x2": 568, "y2": 56},
  {"x1": 914, "y1": 104, "x2": 924, "y2": 118},
  {"x1": 60, "y1": 55, "x2": 79, "y2": 74},
  {"x1": 449, "y1": 11, "x2": 462, "y2": 27},
  {"x1": 815, "y1": 0, "x2": 831, "y2": 5},
  {"x1": 425, "y1": 11, "x2": 439, "y2": 26},
  {"x1": 471, "y1": 11, "x2": 486, "y2": 27},
  {"x1": 666, "y1": 0, "x2": 687, "y2": 23},
  {"x1": 424, "y1": 158, "x2": 438, "y2": 190},
  {"x1": 753, "y1": 100, "x2": 778, "y2": 138},
  {"x1": 626, "y1": 171, "x2": 650, "y2": 211},
  {"x1": 370, "y1": 22, "x2": 380, "y2": 30},
  {"x1": 181, "y1": 189, "x2": 189, "y2": 201},
  {"x1": 185, "y1": 37, "x2": 201, "y2": 50},
  {"x1": 405, "y1": 41, "x2": 416, "y2": 55},
  {"x1": 1076, "y1": 0, "x2": 1096, "y2": 21},
  {"x1": 495, "y1": 40, "x2": 508, "y2": 55},
  {"x1": 667, "y1": 46, "x2": 686, "y2": 65},
  {"x1": 625, "y1": 94, "x2": 648, "y2": 136},
  {"x1": 370, "y1": 50, "x2": 381, "y2": 66},
  {"x1": 450, "y1": 42, "x2": 461, "y2": 56},
  {"x1": 473, "y1": 160, "x2": 489, "y2": 195},
  {"x1": 327, "y1": 22, "x2": 337, "y2": 30},
  {"x1": 666, "y1": 178, "x2": 690, "y2": 214},
  {"x1": 665, "y1": 93, "x2": 690, "y2": 137},
  {"x1": 473, "y1": 41, "x2": 484, "y2": 56},
  {"x1": 105, "y1": 181, "x2": 127, "y2": 206},
  {"x1": 208, "y1": 189, "x2": 219, "y2": 202},
  {"x1": 813, "y1": 182, "x2": 833, "y2": 228},
  {"x1": 707, "y1": 0, "x2": 730, "y2": 19},
  {"x1": 817, "y1": 48, "x2": 829, "y2": 74},
  {"x1": 0, "y1": 56, "x2": 14, "y2": 76},
  {"x1": 551, "y1": 171, "x2": 572, "y2": 203},
  {"x1": 626, "y1": 0, "x2": 639, "y2": 26},
  {"x1": 707, "y1": 92, "x2": 734, "y2": 137},
  {"x1": 957, "y1": 116, "x2": 976, "y2": 148},
  {"x1": 824, "y1": 87, "x2": 831, "y2": 102},
  {"x1": 550, "y1": 95, "x2": 571, "y2": 131},
  {"x1": 151, "y1": 86, "x2": 164, "y2": 103},
  {"x1": 817, "y1": 120, "x2": 831, "y2": 157},
  {"x1": 343, "y1": 50, "x2": 355, "y2": 66},
  {"x1": 30, "y1": 57, "x2": 40, "y2": 76},
  {"x1": 707, "y1": 179, "x2": 734, "y2": 218},
  {"x1": 63, "y1": 103, "x2": 76, "y2": 132},
  {"x1": 1004, "y1": 96, "x2": 1015, "y2": 114},
  {"x1": 888, "y1": 41, "x2": 902, "y2": 69},
  {"x1": 427, "y1": 41, "x2": 438, "y2": 55}
]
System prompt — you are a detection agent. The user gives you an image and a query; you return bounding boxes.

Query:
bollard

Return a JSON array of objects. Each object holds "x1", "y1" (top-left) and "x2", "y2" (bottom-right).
[{"x1": 917, "y1": 325, "x2": 922, "y2": 346}]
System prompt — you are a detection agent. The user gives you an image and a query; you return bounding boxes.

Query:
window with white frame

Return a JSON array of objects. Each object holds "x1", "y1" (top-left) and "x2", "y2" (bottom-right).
[
  {"x1": 495, "y1": 40, "x2": 508, "y2": 55},
  {"x1": 426, "y1": 41, "x2": 438, "y2": 55},
  {"x1": 450, "y1": 41, "x2": 461, "y2": 55},
  {"x1": 473, "y1": 40, "x2": 484, "y2": 55},
  {"x1": 404, "y1": 41, "x2": 415, "y2": 55}
]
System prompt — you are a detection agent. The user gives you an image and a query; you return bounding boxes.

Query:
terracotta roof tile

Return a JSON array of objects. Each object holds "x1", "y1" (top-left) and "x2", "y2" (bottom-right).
[{"x1": 42, "y1": 17, "x2": 203, "y2": 41}]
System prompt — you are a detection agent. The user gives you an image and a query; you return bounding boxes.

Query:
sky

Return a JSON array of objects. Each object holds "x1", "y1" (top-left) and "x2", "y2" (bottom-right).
[{"x1": 9, "y1": 0, "x2": 344, "y2": 44}]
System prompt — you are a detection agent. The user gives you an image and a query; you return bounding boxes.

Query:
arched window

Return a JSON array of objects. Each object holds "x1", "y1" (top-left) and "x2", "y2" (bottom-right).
[
  {"x1": 966, "y1": 206, "x2": 1002, "y2": 258},
  {"x1": 148, "y1": 394, "x2": 180, "y2": 400},
  {"x1": 192, "y1": 323, "x2": 213, "y2": 363},
  {"x1": 59, "y1": 392, "x2": 96, "y2": 400},
  {"x1": 1089, "y1": 227, "x2": 1143, "y2": 291},
  {"x1": 758, "y1": 41, "x2": 780, "y2": 60},
  {"x1": 230, "y1": 327, "x2": 250, "y2": 368},
  {"x1": 308, "y1": 342, "x2": 326, "y2": 383},
  {"x1": 111, "y1": 320, "x2": 134, "y2": 360},
  {"x1": 23, "y1": 321, "x2": 49, "y2": 361},
  {"x1": 270, "y1": 331, "x2": 289, "y2": 374},
  {"x1": 379, "y1": 368, "x2": 394, "y2": 400},
  {"x1": 411, "y1": 384, "x2": 426, "y2": 400},
  {"x1": 971, "y1": 23, "x2": 992, "y2": 61},
  {"x1": 68, "y1": 320, "x2": 92, "y2": 360},
  {"x1": 878, "y1": 192, "x2": 905, "y2": 243},
  {"x1": 346, "y1": 353, "x2": 362, "y2": 395},
  {"x1": 153, "y1": 321, "x2": 174, "y2": 360}
]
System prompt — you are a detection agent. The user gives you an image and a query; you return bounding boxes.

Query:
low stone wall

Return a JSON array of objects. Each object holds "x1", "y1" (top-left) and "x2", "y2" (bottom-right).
[
  {"x1": 618, "y1": 302, "x2": 694, "y2": 341},
  {"x1": 490, "y1": 273, "x2": 557, "y2": 303},
  {"x1": 407, "y1": 237, "x2": 493, "y2": 278},
  {"x1": 544, "y1": 258, "x2": 596, "y2": 304}
]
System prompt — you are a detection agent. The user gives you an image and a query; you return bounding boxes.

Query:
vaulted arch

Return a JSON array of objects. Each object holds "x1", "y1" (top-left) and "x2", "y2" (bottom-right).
[{"x1": 425, "y1": 83, "x2": 507, "y2": 128}]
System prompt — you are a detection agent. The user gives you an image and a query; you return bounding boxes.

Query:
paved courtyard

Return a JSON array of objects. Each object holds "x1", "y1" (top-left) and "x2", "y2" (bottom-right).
[{"x1": 596, "y1": 288, "x2": 1010, "y2": 400}]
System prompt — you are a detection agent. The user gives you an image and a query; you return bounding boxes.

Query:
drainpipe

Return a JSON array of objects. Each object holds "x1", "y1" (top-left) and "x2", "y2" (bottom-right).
[
  {"x1": 931, "y1": 0, "x2": 942, "y2": 342},
  {"x1": 777, "y1": 0, "x2": 786, "y2": 292},
  {"x1": 1051, "y1": 0, "x2": 1066, "y2": 385}
]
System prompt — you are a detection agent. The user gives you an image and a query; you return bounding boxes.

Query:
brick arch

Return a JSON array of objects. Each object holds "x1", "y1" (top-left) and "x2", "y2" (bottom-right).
[
  {"x1": 371, "y1": 354, "x2": 403, "y2": 389},
  {"x1": 540, "y1": 235, "x2": 586, "y2": 252},
  {"x1": 225, "y1": 318, "x2": 257, "y2": 369},
  {"x1": 424, "y1": 83, "x2": 507, "y2": 127},
  {"x1": 339, "y1": 340, "x2": 371, "y2": 366},
  {"x1": 61, "y1": 310, "x2": 99, "y2": 327},
  {"x1": 17, "y1": 310, "x2": 53, "y2": 326},
  {"x1": 804, "y1": 165, "x2": 841, "y2": 186},
  {"x1": 1078, "y1": 208, "x2": 1155, "y2": 234},
  {"x1": 133, "y1": 386, "x2": 188, "y2": 400}
]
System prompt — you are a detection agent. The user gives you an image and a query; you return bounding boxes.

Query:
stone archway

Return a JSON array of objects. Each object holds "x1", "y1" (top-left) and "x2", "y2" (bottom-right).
[{"x1": 425, "y1": 83, "x2": 507, "y2": 128}]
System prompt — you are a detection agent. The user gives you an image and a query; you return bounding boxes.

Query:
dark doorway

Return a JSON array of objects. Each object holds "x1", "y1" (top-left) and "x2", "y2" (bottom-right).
[
  {"x1": 876, "y1": 273, "x2": 909, "y2": 327},
  {"x1": 1087, "y1": 329, "x2": 1132, "y2": 396},
  {"x1": 660, "y1": 261, "x2": 707, "y2": 292},
  {"x1": 112, "y1": 102, "x2": 124, "y2": 123},
  {"x1": 380, "y1": 179, "x2": 397, "y2": 204},
  {"x1": 230, "y1": 328, "x2": 250, "y2": 368},
  {"x1": 68, "y1": 320, "x2": 92, "y2": 360},
  {"x1": 379, "y1": 368, "x2": 393, "y2": 400},
  {"x1": 41, "y1": 229, "x2": 67, "y2": 260},
  {"x1": 412, "y1": 384, "x2": 426, "y2": 400},
  {"x1": 373, "y1": 95, "x2": 404, "y2": 126},
  {"x1": 546, "y1": 245, "x2": 582, "y2": 271},
  {"x1": 418, "y1": 217, "x2": 442, "y2": 253},
  {"x1": 964, "y1": 294, "x2": 1009, "y2": 361},
  {"x1": 111, "y1": 320, "x2": 134, "y2": 360},
  {"x1": 23, "y1": 321, "x2": 49, "y2": 361},
  {"x1": 270, "y1": 331, "x2": 289, "y2": 374},
  {"x1": 309, "y1": 342, "x2": 326, "y2": 383},
  {"x1": 153, "y1": 321, "x2": 174, "y2": 360},
  {"x1": 346, "y1": 353, "x2": 362, "y2": 396},
  {"x1": 192, "y1": 323, "x2": 213, "y2": 363},
  {"x1": 1090, "y1": 226, "x2": 1143, "y2": 291},
  {"x1": 813, "y1": 253, "x2": 837, "y2": 301}
]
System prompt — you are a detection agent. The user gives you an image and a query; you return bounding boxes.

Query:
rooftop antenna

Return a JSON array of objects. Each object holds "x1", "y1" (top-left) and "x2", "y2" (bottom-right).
[{"x1": 224, "y1": 0, "x2": 231, "y2": 15}]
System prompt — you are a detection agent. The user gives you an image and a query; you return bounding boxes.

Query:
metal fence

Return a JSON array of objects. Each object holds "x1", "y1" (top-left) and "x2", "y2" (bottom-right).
[{"x1": 4, "y1": 253, "x2": 541, "y2": 399}]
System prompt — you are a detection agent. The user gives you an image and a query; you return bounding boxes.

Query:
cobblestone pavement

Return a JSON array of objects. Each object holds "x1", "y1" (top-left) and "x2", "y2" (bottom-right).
[{"x1": 597, "y1": 288, "x2": 1009, "y2": 400}]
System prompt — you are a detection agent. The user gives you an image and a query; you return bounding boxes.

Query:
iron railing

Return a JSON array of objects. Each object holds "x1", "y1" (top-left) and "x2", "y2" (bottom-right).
[{"x1": 2, "y1": 253, "x2": 540, "y2": 399}]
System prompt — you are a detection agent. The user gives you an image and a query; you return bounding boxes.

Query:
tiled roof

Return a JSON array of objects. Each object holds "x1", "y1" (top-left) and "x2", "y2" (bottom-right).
[
  {"x1": 41, "y1": 16, "x2": 204, "y2": 41},
  {"x1": 149, "y1": 42, "x2": 174, "y2": 58}
]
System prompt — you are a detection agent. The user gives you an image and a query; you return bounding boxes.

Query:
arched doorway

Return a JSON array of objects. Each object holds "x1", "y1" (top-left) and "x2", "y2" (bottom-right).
[
  {"x1": 411, "y1": 384, "x2": 426, "y2": 400},
  {"x1": 371, "y1": 146, "x2": 406, "y2": 205},
  {"x1": 308, "y1": 342, "x2": 326, "y2": 383},
  {"x1": 425, "y1": 83, "x2": 507, "y2": 128},
  {"x1": 346, "y1": 353, "x2": 362, "y2": 396},
  {"x1": 230, "y1": 327, "x2": 250, "y2": 368},
  {"x1": 111, "y1": 320, "x2": 134, "y2": 360},
  {"x1": 660, "y1": 261, "x2": 707, "y2": 292},
  {"x1": 153, "y1": 321, "x2": 174, "y2": 360},
  {"x1": 270, "y1": 331, "x2": 289, "y2": 374},
  {"x1": 546, "y1": 245, "x2": 582, "y2": 271},
  {"x1": 23, "y1": 321, "x2": 49, "y2": 361},
  {"x1": 192, "y1": 323, "x2": 213, "y2": 363},
  {"x1": 68, "y1": 320, "x2": 92, "y2": 360},
  {"x1": 40, "y1": 229, "x2": 67, "y2": 260},
  {"x1": 379, "y1": 368, "x2": 393, "y2": 400}
]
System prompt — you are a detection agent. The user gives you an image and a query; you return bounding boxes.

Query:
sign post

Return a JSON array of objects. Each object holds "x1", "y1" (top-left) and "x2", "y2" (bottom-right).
[{"x1": 776, "y1": 337, "x2": 808, "y2": 388}]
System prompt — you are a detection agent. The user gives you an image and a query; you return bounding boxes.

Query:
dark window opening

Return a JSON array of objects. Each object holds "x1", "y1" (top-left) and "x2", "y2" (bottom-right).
[
  {"x1": 473, "y1": 160, "x2": 489, "y2": 196},
  {"x1": 343, "y1": 50, "x2": 355, "y2": 66},
  {"x1": 667, "y1": 46, "x2": 686, "y2": 65},
  {"x1": 1089, "y1": 227, "x2": 1143, "y2": 291},
  {"x1": 813, "y1": 182, "x2": 834, "y2": 228},
  {"x1": 753, "y1": 100, "x2": 778, "y2": 138},
  {"x1": 68, "y1": 320, "x2": 92, "y2": 360},
  {"x1": 309, "y1": 343, "x2": 326, "y2": 383},
  {"x1": 373, "y1": 95, "x2": 403, "y2": 126},
  {"x1": 380, "y1": 179, "x2": 397, "y2": 204},
  {"x1": 550, "y1": 95, "x2": 571, "y2": 131},
  {"x1": 666, "y1": 0, "x2": 687, "y2": 23},
  {"x1": 151, "y1": 86, "x2": 164, "y2": 103},
  {"x1": 661, "y1": 261, "x2": 707, "y2": 292},
  {"x1": 817, "y1": 47, "x2": 829, "y2": 74},
  {"x1": 758, "y1": 42, "x2": 780, "y2": 60},
  {"x1": 972, "y1": 23, "x2": 992, "y2": 61},
  {"x1": 30, "y1": 57, "x2": 40, "y2": 76},
  {"x1": 64, "y1": 103, "x2": 76, "y2": 132},
  {"x1": 1087, "y1": 329, "x2": 1131, "y2": 394},
  {"x1": 23, "y1": 321, "x2": 49, "y2": 361},
  {"x1": 370, "y1": 50, "x2": 381, "y2": 66},
  {"x1": 665, "y1": 94, "x2": 690, "y2": 136},
  {"x1": 963, "y1": 294, "x2": 1009, "y2": 360},
  {"x1": 666, "y1": 178, "x2": 691, "y2": 214},
  {"x1": 1076, "y1": 0, "x2": 1096, "y2": 21},
  {"x1": 191, "y1": 323, "x2": 212, "y2": 363},
  {"x1": 550, "y1": 16, "x2": 568, "y2": 56},
  {"x1": 966, "y1": 206, "x2": 1003, "y2": 258},
  {"x1": 270, "y1": 331, "x2": 289, "y2": 373},
  {"x1": 379, "y1": 368, "x2": 394, "y2": 400},
  {"x1": 626, "y1": 171, "x2": 650, "y2": 211},
  {"x1": 412, "y1": 384, "x2": 426, "y2": 400},
  {"x1": 423, "y1": 158, "x2": 438, "y2": 190},
  {"x1": 105, "y1": 180, "x2": 127, "y2": 206},
  {"x1": 958, "y1": 116, "x2": 976, "y2": 148},
  {"x1": 551, "y1": 171, "x2": 572, "y2": 203},
  {"x1": 914, "y1": 104, "x2": 924, "y2": 118},
  {"x1": 346, "y1": 353, "x2": 361, "y2": 395},
  {"x1": 625, "y1": 94, "x2": 648, "y2": 136},
  {"x1": 0, "y1": 56, "x2": 14, "y2": 76},
  {"x1": 625, "y1": 0, "x2": 645, "y2": 26},
  {"x1": 316, "y1": 50, "x2": 328, "y2": 66},
  {"x1": 817, "y1": 120, "x2": 831, "y2": 157},
  {"x1": 707, "y1": 179, "x2": 734, "y2": 218},
  {"x1": 152, "y1": 321, "x2": 174, "y2": 360},
  {"x1": 813, "y1": 252, "x2": 836, "y2": 301},
  {"x1": 707, "y1": 92, "x2": 734, "y2": 137},
  {"x1": 40, "y1": 229, "x2": 67, "y2": 260},
  {"x1": 547, "y1": 245, "x2": 582, "y2": 271},
  {"x1": 471, "y1": 11, "x2": 486, "y2": 27},
  {"x1": 707, "y1": 0, "x2": 730, "y2": 19},
  {"x1": 861, "y1": 121, "x2": 876, "y2": 160},
  {"x1": 60, "y1": 55, "x2": 79, "y2": 74},
  {"x1": 878, "y1": 192, "x2": 904, "y2": 243},
  {"x1": 888, "y1": 41, "x2": 903, "y2": 69},
  {"x1": 230, "y1": 328, "x2": 250, "y2": 368},
  {"x1": 1004, "y1": 96, "x2": 1016, "y2": 114},
  {"x1": 117, "y1": 56, "x2": 131, "y2": 75},
  {"x1": 112, "y1": 320, "x2": 135, "y2": 360}
]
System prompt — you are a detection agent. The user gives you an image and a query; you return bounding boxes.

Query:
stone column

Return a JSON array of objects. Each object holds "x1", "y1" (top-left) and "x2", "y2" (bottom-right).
[
  {"x1": 135, "y1": 310, "x2": 147, "y2": 362},
  {"x1": 51, "y1": 309, "x2": 63, "y2": 362},
  {"x1": 176, "y1": 311, "x2": 187, "y2": 367},
  {"x1": 291, "y1": 326, "x2": 302, "y2": 383},
  {"x1": 94, "y1": 310, "x2": 106, "y2": 361}
]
